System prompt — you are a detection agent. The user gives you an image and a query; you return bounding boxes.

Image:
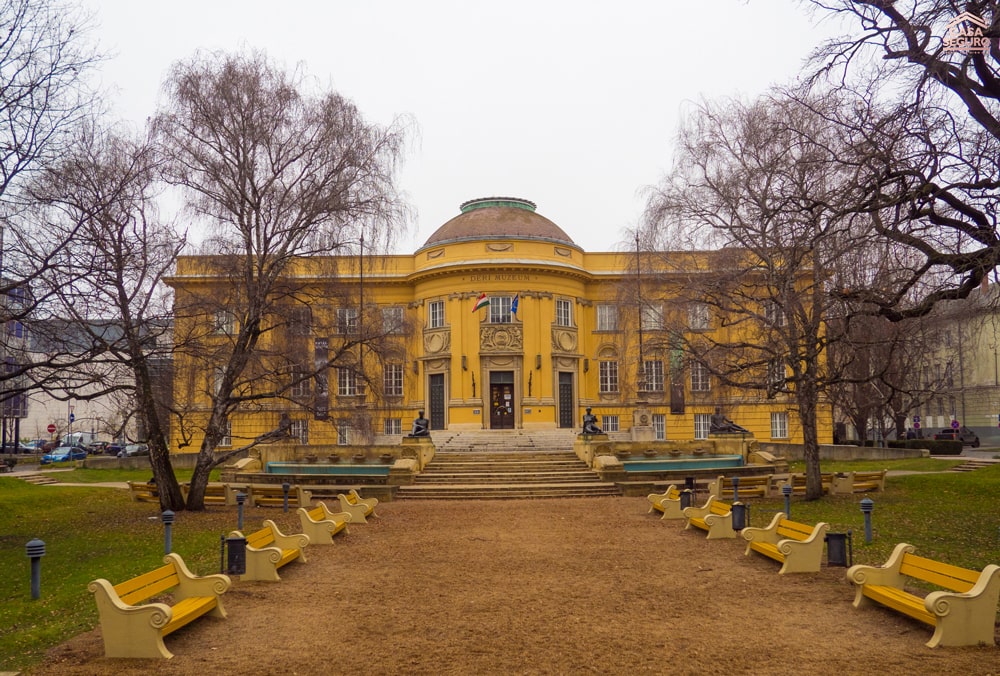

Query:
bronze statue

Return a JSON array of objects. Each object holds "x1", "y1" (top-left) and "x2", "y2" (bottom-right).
[
  {"x1": 710, "y1": 407, "x2": 749, "y2": 434},
  {"x1": 408, "y1": 410, "x2": 430, "y2": 437},
  {"x1": 582, "y1": 407, "x2": 603, "y2": 435}
]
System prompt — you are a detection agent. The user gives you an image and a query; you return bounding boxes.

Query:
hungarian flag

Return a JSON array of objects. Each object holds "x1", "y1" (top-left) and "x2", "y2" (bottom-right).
[{"x1": 472, "y1": 293, "x2": 489, "y2": 312}]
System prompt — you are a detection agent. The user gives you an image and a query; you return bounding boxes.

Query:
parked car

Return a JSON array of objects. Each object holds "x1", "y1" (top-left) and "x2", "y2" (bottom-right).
[
  {"x1": 932, "y1": 427, "x2": 980, "y2": 447},
  {"x1": 118, "y1": 443, "x2": 150, "y2": 458},
  {"x1": 39, "y1": 446, "x2": 88, "y2": 464}
]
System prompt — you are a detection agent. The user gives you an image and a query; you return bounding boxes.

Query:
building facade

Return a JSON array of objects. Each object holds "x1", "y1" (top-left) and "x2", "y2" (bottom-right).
[{"x1": 167, "y1": 197, "x2": 828, "y2": 451}]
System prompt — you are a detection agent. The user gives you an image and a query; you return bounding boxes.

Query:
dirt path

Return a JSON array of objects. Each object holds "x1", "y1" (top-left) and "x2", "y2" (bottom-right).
[{"x1": 27, "y1": 497, "x2": 998, "y2": 675}]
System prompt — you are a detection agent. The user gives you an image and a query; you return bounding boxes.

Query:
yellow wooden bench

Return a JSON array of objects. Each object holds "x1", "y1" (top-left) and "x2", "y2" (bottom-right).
[
  {"x1": 127, "y1": 480, "x2": 159, "y2": 503},
  {"x1": 335, "y1": 489, "x2": 379, "y2": 523},
  {"x1": 770, "y1": 473, "x2": 834, "y2": 496},
  {"x1": 247, "y1": 483, "x2": 313, "y2": 508},
  {"x1": 646, "y1": 484, "x2": 683, "y2": 520},
  {"x1": 847, "y1": 542, "x2": 1000, "y2": 647},
  {"x1": 682, "y1": 496, "x2": 736, "y2": 539},
  {"x1": 180, "y1": 481, "x2": 243, "y2": 505},
  {"x1": 829, "y1": 470, "x2": 887, "y2": 495},
  {"x1": 88, "y1": 552, "x2": 231, "y2": 659},
  {"x1": 229, "y1": 519, "x2": 309, "y2": 582},
  {"x1": 742, "y1": 512, "x2": 830, "y2": 574},
  {"x1": 708, "y1": 475, "x2": 774, "y2": 499},
  {"x1": 296, "y1": 502, "x2": 352, "y2": 545}
]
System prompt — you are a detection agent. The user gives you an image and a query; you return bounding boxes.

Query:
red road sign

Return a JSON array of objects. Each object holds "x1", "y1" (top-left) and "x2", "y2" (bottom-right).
[
  {"x1": 46, "y1": 423, "x2": 56, "y2": 434},
  {"x1": 951, "y1": 419, "x2": 960, "y2": 429},
  {"x1": 913, "y1": 422, "x2": 921, "y2": 429}
]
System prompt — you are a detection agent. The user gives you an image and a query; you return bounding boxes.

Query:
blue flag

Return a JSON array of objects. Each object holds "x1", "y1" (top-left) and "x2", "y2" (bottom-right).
[{"x1": 511, "y1": 294, "x2": 519, "y2": 316}]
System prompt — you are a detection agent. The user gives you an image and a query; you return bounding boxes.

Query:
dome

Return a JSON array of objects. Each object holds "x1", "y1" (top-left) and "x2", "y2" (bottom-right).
[{"x1": 422, "y1": 197, "x2": 576, "y2": 248}]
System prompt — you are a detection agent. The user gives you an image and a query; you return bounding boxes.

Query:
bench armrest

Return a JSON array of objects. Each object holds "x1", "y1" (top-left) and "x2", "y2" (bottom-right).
[
  {"x1": 742, "y1": 512, "x2": 786, "y2": 548},
  {"x1": 166, "y1": 553, "x2": 231, "y2": 602},
  {"x1": 262, "y1": 518, "x2": 310, "y2": 551},
  {"x1": 847, "y1": 542, "x2": 914, "y2": 588}
]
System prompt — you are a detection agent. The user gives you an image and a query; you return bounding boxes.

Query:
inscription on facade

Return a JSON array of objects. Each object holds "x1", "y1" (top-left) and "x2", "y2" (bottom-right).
[{"x1": 469, "y1": 273, "x2": 531, "y2": 283}]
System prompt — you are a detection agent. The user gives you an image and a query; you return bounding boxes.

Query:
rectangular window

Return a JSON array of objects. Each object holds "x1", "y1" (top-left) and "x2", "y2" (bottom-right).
[
  {"x1": 555, "y1": 299, "x2": 573, "y2": 327},
  {"x1": 212, "y1": 310, "x2": 235, "y2": 335},
  {"x1": 768, "y1": 359, "x2": 785, "y2": 389},
  {"x1": 288, "y1": 306, "x2": 311, "y2": 336},
  {"x1": 599, "y1": 360, "x2": 619, "y2": 393},
  {"x1": 217, "y1": 418, "x2": 232, "y2": 446},
  {"x1": 690, "y1": 362, "x2": 710, "y2": 392},
  {"x1": 337, "y1": 367, "x2": 364, "y2": 397},
  {"x1": 688, "y1": 303, "x2": 710, "y2": 330},
  {"x1": 641, "y1": 304, "x2": 663, "y2": 331},
  {"x1": 384, "y1": 363, "x2": 404, "y2": 397},
  {"x1": 384, "y1": 418, "x2": 402, "y2": 436},
  {"x1": 428, "y1": 300, "x2": 445, "y2": 329},
  {"x1": 642, "y1": 360, "x2": 664, "y2": 392},
  {"x1": 694, "y1": 413, "x2": 711, "y2": 440},
  {"x1": 290, "y1": 365, "x2": 310, "y2": 398},
  {"x1": 336, "y1": 308, "x2": 358, "y2": 334},
  {"x1": 337, "y1": 421, "x2": 351, "y2": 446},
  {"x1": 602, "y1": 414, "x2": 620, "y2": 432},
  {"x1": 382, "y1": 307, "x2": 404, "y2": 334},
  {"x1": 596, "y1": 304, "x2": 617, "y2": 332},
  {"x1": 771, "y1": 412, "x2": 788, "y2": 439},
  {"x1": 764, "y1": 301, "x2": 786, "y2": 327},
  {"x1": 490, "y1": 296, "x2": 514, "y2": 324},
  {"x1": 652, "y1": 413, "x2": 666, "y2": 440},
  {"x1": 290, "y1": 419, "x2": 309, "y2": 444}
]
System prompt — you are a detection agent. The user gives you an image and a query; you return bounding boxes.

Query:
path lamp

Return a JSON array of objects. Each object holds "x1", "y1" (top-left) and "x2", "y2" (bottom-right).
[
  {"x1": 860, "y1": 497, "x2": 874, "y2": 543},
  {"x1": 26, "y1": 539, "x2": 45, "y2": 600},
  {"x1": 236, "y1": 491, "x2": 247, "y2": 531},
  {"x1": 732, "y1": 476, "x2": 740, "y2": 503},
  {"x1": 161, "y1": 510, "x2": 175, "y2": 555},
  {"x1": 282, "y1": 482, "x2": 291, "y2": 513},
  {"x1": 782, "y1": 483, "x2": 792, "y2": 518}
]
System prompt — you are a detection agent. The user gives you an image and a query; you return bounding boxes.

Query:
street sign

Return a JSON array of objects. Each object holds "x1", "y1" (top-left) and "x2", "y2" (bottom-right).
[
  {"x1": 46, "y1": 423, "x2": 56, "y2": 434},
  {"x1": 951, "y1": 419, "x2": 960, "y2": 429},
  {"x1": 913, "y1": 422, "x2": 921, "y2": 430},
  {"x1": 912, "y1": 415, "x2": 920, "y2": 422},
  {"x1": 69, "y1": 413, "x2": 75, "y2": 423}
]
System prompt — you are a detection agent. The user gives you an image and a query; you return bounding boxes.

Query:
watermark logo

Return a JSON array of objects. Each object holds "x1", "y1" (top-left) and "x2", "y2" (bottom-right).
[{"x1": 943, "y1": 12, "x2": 991, "y2": 54}]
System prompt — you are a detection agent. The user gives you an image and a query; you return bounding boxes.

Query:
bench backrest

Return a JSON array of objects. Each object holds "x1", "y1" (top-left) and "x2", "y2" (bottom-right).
[
  {"x1": 244, "y1": 525, "x2": 276, "y2": 549},
  {"x1": 775, "y1": 519, "x2": 816, "y2": 541},
  {"x1": 343, "y1": 492, "x2": 359, "y2": 505},
  {"x1": 900, "y1": 553, "x2": 979, "y2": 593},
  {"x1": 113, "y1": 562, "x2": 179, "y2": 605},
  {"x1": 306, "y1": 506, "x2": 326, "y2": 521},
  {"x1": 708, "y1": 499, "x2": 731, "y2": 516}
]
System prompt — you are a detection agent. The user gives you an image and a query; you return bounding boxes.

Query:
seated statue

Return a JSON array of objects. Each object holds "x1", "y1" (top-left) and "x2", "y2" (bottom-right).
[
  {"x1": 408, "y1": 410, "x2": 430, "y2": 437},
  {"x1": 710, "y1": 408, "x2": 749, "y2": 434},
  {"x1": 582, "y1": 407, "x2": 603, "y2": 435}
]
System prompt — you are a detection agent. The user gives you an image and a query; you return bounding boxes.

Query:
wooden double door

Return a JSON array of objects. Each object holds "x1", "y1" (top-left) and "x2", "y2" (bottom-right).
[{"x1": 489, "y1": 371, "x2": 515, "y2": 429}]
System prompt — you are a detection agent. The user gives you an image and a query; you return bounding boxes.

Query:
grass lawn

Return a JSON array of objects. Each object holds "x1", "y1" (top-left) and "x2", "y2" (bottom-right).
[{"x1": 1, "y1": 460, "x2": 998, "y2": 671}]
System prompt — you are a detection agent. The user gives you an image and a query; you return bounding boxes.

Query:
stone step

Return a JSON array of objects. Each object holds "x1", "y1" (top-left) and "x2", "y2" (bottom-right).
[
  {"x1": 414, "y1": 473, "x2": 600, "y2": 484},
  {"x1": 396, "y1": 483, "x2": 621, "y2": 499},
  {"x1": 18, "y1": 473, "x2": 60, "y2": 485}
]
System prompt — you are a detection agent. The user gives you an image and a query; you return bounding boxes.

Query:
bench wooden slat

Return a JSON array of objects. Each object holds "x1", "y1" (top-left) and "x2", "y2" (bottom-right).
[
  {"x1": 899, "y1": 555, "x2": 979, "y2": 593},
  {"x1": 114, "y1": 564, "x2": 179, "y2": 604}
]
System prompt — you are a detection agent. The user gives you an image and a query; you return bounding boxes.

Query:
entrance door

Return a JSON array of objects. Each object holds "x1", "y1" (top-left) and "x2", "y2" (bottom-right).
[
  {"x1": 429, "y1": 374, "x2": 445, "y2": 431},
  {"x1": 489, "y1": 371, "x2": 515, "y2": 429},
  {"x1": 558, "y1": 372, "x2": 574, "y2": 428}
]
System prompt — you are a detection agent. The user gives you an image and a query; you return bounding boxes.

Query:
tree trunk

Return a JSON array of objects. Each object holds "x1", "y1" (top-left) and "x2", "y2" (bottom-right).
[{"x1": 799, "y1": 384, "x2": 823, "y2": 501}]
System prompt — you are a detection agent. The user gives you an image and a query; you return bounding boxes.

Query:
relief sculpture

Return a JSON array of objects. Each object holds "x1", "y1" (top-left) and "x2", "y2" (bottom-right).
[{"x1": 480, "y1": 325, "x2": 523, "y2": 352}]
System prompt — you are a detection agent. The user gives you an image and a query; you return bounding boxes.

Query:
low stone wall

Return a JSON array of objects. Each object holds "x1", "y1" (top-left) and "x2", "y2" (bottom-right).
[{"x1": 758, "y1": 443, "x2": 928, "y2": 461}]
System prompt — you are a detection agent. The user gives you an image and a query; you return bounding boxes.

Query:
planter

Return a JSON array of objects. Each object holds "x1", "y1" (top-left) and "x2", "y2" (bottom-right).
[
  {"x1": 668, "y1": 449, "x2": 683, "y2": 457},
  {"x1": 304, "y1": 454, "x2": 318, "y2": 463},
  {"x1": 327, "y1": 454, "x2": 341, "y2": 463},
  {"x1": 379, "y1": 453, "x2": 394, "y2": 464},
  {"x1": 614, "y1": 451, "x2": 631, "y2": 459},
  {"x1": 643, "y1": 449, "x2": 658, "y2": 458},
  {"x1": 352, "y1": 453, "x2": 366, "y2": 463}
]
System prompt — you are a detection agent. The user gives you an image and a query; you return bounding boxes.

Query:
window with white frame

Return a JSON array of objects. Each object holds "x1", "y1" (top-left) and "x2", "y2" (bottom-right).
[
  {"x1": 336, "y1": 308, "x2": 358, "y2": 334},
  {"x1": 768, "y1": 359, "x2": 785, "y2": 389},
  {"x1": 641, "y1": 304, "x2": 664, "y2": 331},
  {"x1": 290, "y1": 419, "x2": 309, "y2": 444},
  {"x1": 218, "y1": 418, "x2": 232, "y2": 446},
  {"x1": 290, "y1": 364, "x2": 310, "y2": 397},
  {"x1": 688, "y1": 303, "x2": 710, "y2": 330},
  {"x1": 489, "y1": 296, "x2": 514, "y2": 324},
  {"x1": 337, "y1": 421, "x2": 351, "y2": 445},
  {"x1": 764, "y1": 300, "x2": 786, "y2": 327},
  {"x1": 690, "y1": 361, "x2": 710, "y2": 392},
  {"x1": 337, "y1": 367, "x2": 364, "y2": 396},
  {"x1": 694, "y1": 413, "x2": 711, "y2": 440},
  {"x1": 642, "y1": 360, "x2": 664, "y2": 392},
  {"x1": 602, "y1": 414, "x2": 620, "y2": 432},
  {"x1": 288, "y1": 306, "x2": 311, "y2": 336},
  {"x1": 428, "y1": 300, "x2": 445, "y2": 329},
  {"x1": 384, "y1": 417, "x2": 402, "y2": 436},
  {"x1": 212, "y1": 367, "x2": 226, "y2": 396},
  {"x1": 384, "y1": 363, "x2": 404, "y2": 397},
  {"x1": 652, "y1": 413, "x2": 666, "y2": 440},
  {"x1": 596, "y1": 304, "x2": 617, "y2": 332},
  {"x1": 382, "y1": 306, "x2": 404, "y2": 334},
  {"x1": 771, "y1": 412, "x2": 788, "y2": 438},
  {"x1": 599, "y1": 360, "x2": 619, "y2": 393},
  {"x1": 555, "y1": 298, "x2": 573, "y2": 327},
  {"x1": 212, "y1": 310, "x2": 235, "y2": 335}
]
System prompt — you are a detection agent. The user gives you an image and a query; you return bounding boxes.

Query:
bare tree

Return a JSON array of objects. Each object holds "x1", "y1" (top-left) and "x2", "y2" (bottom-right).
[
  {"x1": 30, "y1": 123, "x2": 186, "y2": 509},
  {"x1": 804, "y1": 1, "x2": 1000, "y2": 319},
  {"x1": 154, "y1": 49, "x2": 409, "y2": 510},
  {"x1": 643, "y1": 93, "x2": 875, "y2": 499}
]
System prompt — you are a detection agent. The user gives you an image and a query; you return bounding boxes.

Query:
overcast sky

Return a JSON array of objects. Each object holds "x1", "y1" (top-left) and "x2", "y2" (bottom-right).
[{"x1": 84, "y1": 0, "x2": 843, "y2": 254}]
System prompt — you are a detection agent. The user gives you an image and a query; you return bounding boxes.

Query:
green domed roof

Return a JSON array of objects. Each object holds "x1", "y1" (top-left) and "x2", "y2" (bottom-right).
[{"x1": 423, "y1": 197, "x2": 576, "y2": 247}]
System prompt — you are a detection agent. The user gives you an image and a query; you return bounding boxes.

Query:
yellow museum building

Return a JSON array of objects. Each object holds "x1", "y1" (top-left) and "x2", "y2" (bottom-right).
[{"x1": 167, "y1": 197, "x2": 827, "y2": 450}]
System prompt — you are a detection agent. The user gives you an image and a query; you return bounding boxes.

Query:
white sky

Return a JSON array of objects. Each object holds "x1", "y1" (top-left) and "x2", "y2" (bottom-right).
[{"x1": 84, "y1": 0, "x2": 842, "y2": 254}]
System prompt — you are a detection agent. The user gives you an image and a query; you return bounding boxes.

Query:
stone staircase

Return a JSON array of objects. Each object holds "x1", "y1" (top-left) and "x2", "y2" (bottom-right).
[
  {"x1": 396, "y1": 430, "x2": 620, "y2": 499},
  {"x1": 947, "y1": 457, "x2": 1000, "y2": 472},
  {"x1": 15, "y1": 473, "x2": 61, "y2": 485}
]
